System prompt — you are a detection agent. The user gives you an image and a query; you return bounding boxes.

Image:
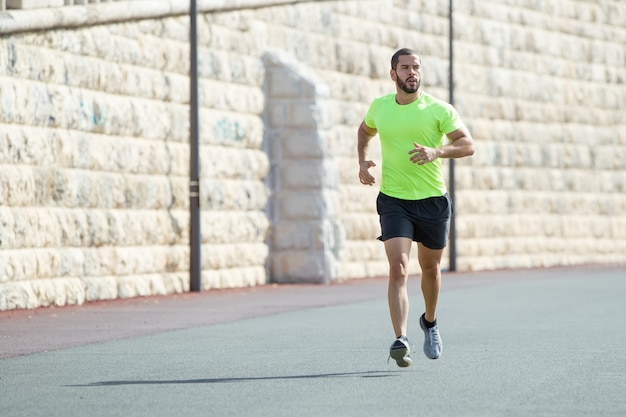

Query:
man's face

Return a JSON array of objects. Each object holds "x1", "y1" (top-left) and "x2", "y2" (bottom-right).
[{"x1": 391, "y1": 54, "x2": 421, "y2": 94}]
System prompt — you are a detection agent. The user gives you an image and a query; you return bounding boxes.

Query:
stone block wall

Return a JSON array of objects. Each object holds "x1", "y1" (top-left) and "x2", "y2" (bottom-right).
[
  {"x1": 452, "y1": 0, "x2": 626, "y2": 270},
  {"x1": 0, "y1": 0, "x2": 624, "y2": 310},
  {"x1": 0, "y1": 6, "x2": 272, "y2": 309},
  {"x1": 0, "y1": 20, "x2": 193, "y2": 309}
]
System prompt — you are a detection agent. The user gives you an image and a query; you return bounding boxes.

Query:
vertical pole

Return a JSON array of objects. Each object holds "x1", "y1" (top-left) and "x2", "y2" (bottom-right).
[
  {"x1": 448, "y1": 0, "x2": 457, "y2": 272},
  {"x1": 189, "y1": 0, "x2": 202, "y2": 291}
]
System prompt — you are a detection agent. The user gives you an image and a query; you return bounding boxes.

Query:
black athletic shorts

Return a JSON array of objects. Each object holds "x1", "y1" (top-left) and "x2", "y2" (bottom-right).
[{"x1": 376, "y1": 192, "x2": 453, "y2": 250}]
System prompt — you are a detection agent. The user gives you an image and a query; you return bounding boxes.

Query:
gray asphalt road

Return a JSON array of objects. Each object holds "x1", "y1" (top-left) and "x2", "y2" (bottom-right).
[{"x1": 1, "y1": 266, "x2": 625, "y2": 417}]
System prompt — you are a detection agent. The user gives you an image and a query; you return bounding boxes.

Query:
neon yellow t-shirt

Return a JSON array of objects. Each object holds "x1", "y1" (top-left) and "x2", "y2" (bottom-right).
[{"x1": 364, "y1": 92, "x2": 465, "y2": 200}]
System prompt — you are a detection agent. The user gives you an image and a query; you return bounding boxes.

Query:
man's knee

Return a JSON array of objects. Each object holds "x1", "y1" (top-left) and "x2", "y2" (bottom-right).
[
  {"x1": 420, "y1": 264, "x2": 440, "y2": 279},
  {"x1": 419, "y1": 259, "x2": 441, "y2": 279},
  {"x1": 389, "y1": 261, "x2": 409, "y2": 281},
  {"x1": 417, "y1": 244, "x2": 443, "y2": 278}
]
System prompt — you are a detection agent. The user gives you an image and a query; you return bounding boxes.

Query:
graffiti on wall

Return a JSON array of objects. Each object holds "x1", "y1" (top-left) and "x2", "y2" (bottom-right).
[{"x1": 214, "y1": 117, "x2": 246, "y2": 143}]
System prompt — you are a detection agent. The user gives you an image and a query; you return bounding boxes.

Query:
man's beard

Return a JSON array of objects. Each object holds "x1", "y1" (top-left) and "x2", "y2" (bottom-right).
[{"x1": 397, "y1": 77, "x2": 420, "y2": 94}]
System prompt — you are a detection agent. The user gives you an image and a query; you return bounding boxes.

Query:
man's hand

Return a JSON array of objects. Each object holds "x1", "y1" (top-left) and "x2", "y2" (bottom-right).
[
  {"x1": 409, "y1": 142, "x2": 440, "y2": 165},
  {"x1": 359, "y1": 160, "x2": 377, "y2": 185}
]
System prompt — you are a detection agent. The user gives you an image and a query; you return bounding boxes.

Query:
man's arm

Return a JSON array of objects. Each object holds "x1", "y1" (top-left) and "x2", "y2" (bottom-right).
[
  {"x1": 358, "y1": 121, "x2": 378, "y2": 186},
  {"x1": 409, "y1": 126, "x2": 475, "y2": 165}
]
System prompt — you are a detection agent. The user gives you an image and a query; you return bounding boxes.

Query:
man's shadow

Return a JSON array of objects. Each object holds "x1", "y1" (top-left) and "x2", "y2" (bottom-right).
[{"x1": 67, "y1": 370, "x2": 400, "y2": 387}]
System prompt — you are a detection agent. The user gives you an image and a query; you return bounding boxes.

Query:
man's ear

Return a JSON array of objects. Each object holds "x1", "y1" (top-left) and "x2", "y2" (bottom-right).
[{"x1": 390, "y1": 69, "x2": 396, "y2": 81}]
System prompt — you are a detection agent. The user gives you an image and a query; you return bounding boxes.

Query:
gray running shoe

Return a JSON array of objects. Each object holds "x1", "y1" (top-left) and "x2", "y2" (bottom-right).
[
  {"x1": 420, "y1": 315, "x2": 443, "y2": 359},
  {"x1": 389, "y1": 336, "x2": 412, "y2": 368}
]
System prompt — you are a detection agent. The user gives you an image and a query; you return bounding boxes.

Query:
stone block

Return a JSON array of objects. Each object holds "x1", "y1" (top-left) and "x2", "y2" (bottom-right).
[
  {"x1": 277, "y1": 190, "x2": 338, "y2": 220},
  {"x1": 290, "y1": 102, "x2": 322, "y2": 128},
  {"x1": 203, "y1": 243, "x2": 268, "y2": 270},
  {"x1": 267, "y1": 68, "x2": 303, "y2": 98},
  {"x1": 338, "y1": 213, "x2": 380, "y2": 241},
  {"x1": 272, "y1": 219, "x2": 342, "y2": 251},
  {"x1": 279, "y1": 129, "x2": 329, "y2": 159},
  {"x1": 115, "y1": 273, "x2": 176, "y2": 299},
  {"x1": 201, "y1": 179, "x2": 269, "y2": 211},
  {"x1": 281, "y1": 159, "x2": 338, "y2": 190},
  {"x1": 271, "y1": 221, "x2": 316, "y2": 250},
  {"x1": 82, "y1": 276, "x2": 118, "y2": 301},
  {"x1": 202, "y1": 266, "x2": 266, "y2": 290},
  {"x1": 0, "y1": 281, "x2": 36, "y2": 309},
  {"x1": 271, "y1": 250, "x2": 337, "y2": 284},
  {"x1": 0, "y1": 277, "x2": 86, "y2": 309},
  {"x1": 6, "y1": 0, "x2": 63, "y2": 9},
  {"x1": 202, "y1": 211, "x2": 269, "y2": 244}
]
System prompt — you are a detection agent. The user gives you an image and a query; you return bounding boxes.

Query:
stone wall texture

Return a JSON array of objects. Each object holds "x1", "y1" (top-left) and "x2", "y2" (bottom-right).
[{"x1": 0, "y1": 0, "x2": 624, "y2": 310}]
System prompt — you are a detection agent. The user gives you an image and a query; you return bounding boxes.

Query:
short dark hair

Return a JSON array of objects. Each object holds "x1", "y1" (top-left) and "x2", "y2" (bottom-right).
[{"x1": 391, "y1": 48, "x2": 420, "y2": 70}]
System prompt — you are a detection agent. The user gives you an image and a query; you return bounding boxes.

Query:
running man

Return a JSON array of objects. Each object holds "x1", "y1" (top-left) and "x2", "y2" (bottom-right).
[{"x1": 357, "y1": 48, "x2": 475, "y2": 367}]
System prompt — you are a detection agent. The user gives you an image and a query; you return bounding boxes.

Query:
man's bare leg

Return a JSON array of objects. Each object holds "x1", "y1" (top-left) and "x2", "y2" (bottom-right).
[
  {"x1": 417, "y1": 242, "x2": 444, "y2": 359},
  {"x1": 384, "y1": 237, "x2": 413, "y2": 337},
  {"x1": 417, "y1": 243, "x2": 443, "y2": 322},
  {"x1": 385, "y1": 237, "x2": 414, "y2": 367}
]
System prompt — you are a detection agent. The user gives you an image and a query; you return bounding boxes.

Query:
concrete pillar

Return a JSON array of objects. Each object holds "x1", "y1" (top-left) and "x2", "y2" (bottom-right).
[{"x1": 263, "y1": 49, "x2": 343, "y2": 284}]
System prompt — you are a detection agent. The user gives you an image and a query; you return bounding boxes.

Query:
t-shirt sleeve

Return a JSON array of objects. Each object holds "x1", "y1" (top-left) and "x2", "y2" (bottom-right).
[
  {"x1": 364, "y1": 98, "x2": 380, "y2": 129},
  {"x1": 439, "y1": 103, "x2": 465, "y2": 134}
]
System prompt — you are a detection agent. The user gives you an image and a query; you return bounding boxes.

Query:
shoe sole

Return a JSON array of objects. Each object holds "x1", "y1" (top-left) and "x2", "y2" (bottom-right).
[
  {"x1": 390, "y1": 346, "x2": 412, "y2": 368},
  {"x1": 420, "y1": 319, "x2": 442, "y2": 360}
]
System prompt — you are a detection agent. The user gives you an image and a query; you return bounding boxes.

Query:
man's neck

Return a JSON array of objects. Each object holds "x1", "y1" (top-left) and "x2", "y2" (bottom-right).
[{"x1": 395, "y1": 89, "x2": 422, "y2": 105}]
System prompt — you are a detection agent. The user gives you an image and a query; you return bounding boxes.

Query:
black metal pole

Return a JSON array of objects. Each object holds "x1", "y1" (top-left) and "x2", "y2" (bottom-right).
[
  {"x1": 189, "y1": 0, "x2": 202, "y2": 291},
  {"x1": 448, "y1": 0, "x2": 457, "y2": 272}
]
